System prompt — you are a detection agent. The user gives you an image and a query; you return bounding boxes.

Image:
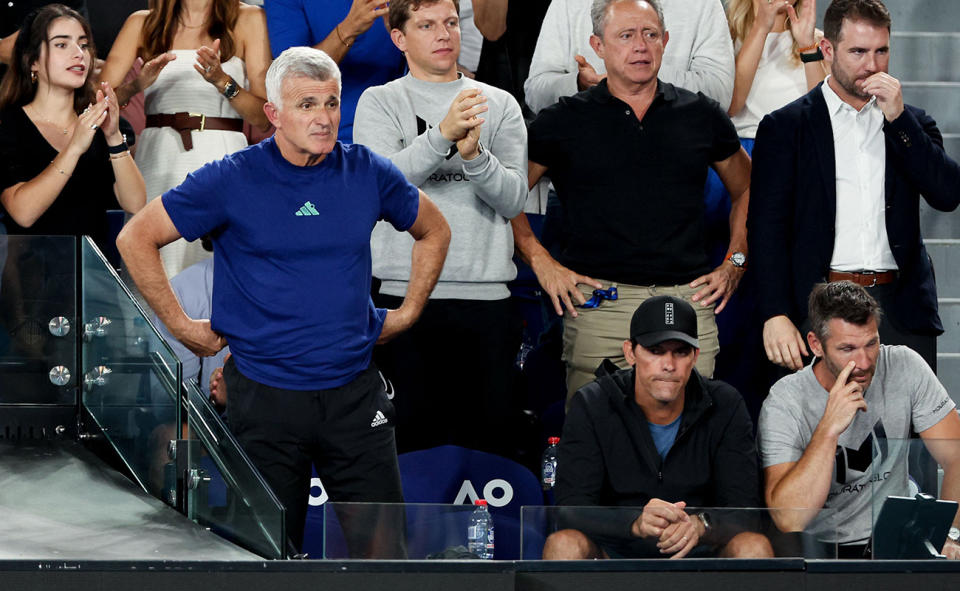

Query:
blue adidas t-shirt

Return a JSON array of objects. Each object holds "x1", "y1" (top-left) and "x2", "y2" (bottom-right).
[{"x1": 162, "y1": 138, "x2": 419, "y2": 390}]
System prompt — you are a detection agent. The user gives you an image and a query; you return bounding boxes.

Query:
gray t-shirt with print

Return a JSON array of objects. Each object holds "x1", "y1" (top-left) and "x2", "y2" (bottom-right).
[{"x1": 758, "y1": 345, "x2": 955, "y2": 544}]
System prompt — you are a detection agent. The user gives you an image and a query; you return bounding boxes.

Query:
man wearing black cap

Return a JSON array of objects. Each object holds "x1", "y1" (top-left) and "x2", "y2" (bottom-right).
[{"x1": 543, "y1": 296, "x2": 772, "y2": 559}]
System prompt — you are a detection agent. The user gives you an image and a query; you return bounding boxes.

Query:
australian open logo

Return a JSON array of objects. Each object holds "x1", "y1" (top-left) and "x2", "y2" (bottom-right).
[{"x1": 664, "y1": 302, "x2": 675, "y2": 325}]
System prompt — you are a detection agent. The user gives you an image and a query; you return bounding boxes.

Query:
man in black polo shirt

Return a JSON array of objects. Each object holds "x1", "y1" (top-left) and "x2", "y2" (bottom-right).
[{"x1": 512, "y1": 0, "x2": 752, "y2": 399}]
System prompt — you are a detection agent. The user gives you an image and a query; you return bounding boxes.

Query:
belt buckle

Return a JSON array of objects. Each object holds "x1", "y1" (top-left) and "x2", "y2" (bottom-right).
[
  {"x1": 860, "y1": 270, "x2": 878, "y2": 288},
  {"x1": 188, "y1": 112, "x2": 206, "y2": 132}
]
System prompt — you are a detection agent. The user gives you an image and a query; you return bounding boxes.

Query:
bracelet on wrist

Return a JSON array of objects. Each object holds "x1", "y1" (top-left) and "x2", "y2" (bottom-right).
[
  {"x1": 797, "y1": 42, "x2": 819, "y2": 53},
  {"x1": 50, "y1": 159, "x2": 69, "y2": 177},
  {"x1": 800, "y1": 48, "x2": 824, "y2": 63},
  {"x1": 335, "y1": 24, "x2": 353, "y2": 48},
  {"x1": 221, "y1": 76, "x2": 241, "y2": 100},
  {"x1": 107, "y1": 140, "x2": 128, "y2": 154},
  {"x1": 109, "y1": 151, "x2": 131, "y2": 161}
]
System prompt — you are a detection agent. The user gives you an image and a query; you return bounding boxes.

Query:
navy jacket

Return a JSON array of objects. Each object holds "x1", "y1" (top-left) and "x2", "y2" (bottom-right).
[{"x1": 748, "y1": 83, "x2": 960, "y2": 334}]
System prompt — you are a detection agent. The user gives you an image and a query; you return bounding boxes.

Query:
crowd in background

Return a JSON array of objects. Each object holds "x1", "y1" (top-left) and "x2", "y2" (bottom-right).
[{"x1": 2, "y1": 0, "x2": 959, "y2": 559}]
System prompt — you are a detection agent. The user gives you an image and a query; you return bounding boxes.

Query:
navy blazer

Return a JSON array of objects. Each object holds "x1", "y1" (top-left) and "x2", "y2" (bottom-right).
[{"x1": 748, "y1": 82, "x2": 960, "y2": 335}]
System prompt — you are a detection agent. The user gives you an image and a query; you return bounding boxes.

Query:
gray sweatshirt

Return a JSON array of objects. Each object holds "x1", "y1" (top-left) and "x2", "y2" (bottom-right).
[{"x1": 355, "y1": 74, "x2": 527, "y2": 300}]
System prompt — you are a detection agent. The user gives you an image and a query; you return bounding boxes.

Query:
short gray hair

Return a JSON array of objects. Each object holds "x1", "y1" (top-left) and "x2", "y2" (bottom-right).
[
  {"x1": 591, "y1": 0, "x2": 665, "y2": 37},
  {"x1": 265, "y1": 46, "x2": 342, "y2": 107}
]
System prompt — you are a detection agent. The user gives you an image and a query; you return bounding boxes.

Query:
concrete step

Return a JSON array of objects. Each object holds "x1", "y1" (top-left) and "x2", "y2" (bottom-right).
[
  {"x1": 938, "y1": 298, "x2": 960, "y2": 354},
  {"x1": 891, "y1": 33, "x2": 960, "y2": 82},
  {"x1": 817, "y1": 1, "x2": 960, "y2": 33},
  {"x1": 927, "y1": 240, "x2": 960, "y2": 297},
  {"x1": 937, "y1": 354, "x2": 960, "y2": 405},
  {"x1": 920, "y1": 201, "x2": 960, "y2": 241},
  {"x1": 901, "y1": 83, "x2": 960, "y2": 134}
]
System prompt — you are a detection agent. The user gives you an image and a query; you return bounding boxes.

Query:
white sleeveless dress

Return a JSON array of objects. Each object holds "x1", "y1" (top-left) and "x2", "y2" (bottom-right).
[{"x1": 135, "y1": 50, "x2": 249, "y2": 277}]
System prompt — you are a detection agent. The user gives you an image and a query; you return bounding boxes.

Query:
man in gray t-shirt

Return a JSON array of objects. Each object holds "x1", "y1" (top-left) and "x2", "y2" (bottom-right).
[{"x1": 758, "y1": 281, "x2": 960, "y2": 557}]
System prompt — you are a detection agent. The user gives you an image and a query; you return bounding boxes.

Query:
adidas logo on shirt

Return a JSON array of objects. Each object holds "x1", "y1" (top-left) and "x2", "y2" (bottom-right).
[
  {"x1": 371, "y1": 410, "x2": 388, "y2": 428},
  {"x1": 295, "y1": 201, "x2": 320, "y2": 216}
]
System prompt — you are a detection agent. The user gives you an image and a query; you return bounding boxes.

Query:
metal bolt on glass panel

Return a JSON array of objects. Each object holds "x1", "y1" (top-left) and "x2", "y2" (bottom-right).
[
  {"x1": 0, "y1": 236, "x2": 77, "y2": 406},
  {"x1": 83, "y1": 365, "x2": 112, "y2": 390},
  {"x1": 183, "y1": 379, "x2": 286, "y2": 558},
  {"x1": 79, "y1": 237, "x2": 182, "y2": 503},
  {"x1": 48, "y1": 316, "x2": 71, "y2": 337},
  {"x1": 48, "y1": 365, "x2": 71, "y2": 386},
  {"x1": 82, "y1": 316, "x2": 112, "y2": 341}
]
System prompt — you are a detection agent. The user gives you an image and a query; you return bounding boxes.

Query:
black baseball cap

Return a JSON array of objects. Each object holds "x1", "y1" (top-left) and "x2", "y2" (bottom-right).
[{"x1": 629, "y1": 296, "x2": 699, "y2": 349}]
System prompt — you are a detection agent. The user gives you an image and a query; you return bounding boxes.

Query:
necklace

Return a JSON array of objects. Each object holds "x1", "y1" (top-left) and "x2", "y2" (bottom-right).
[
  {"x1": 26, "y1": 104, "x2": 73, "y2": 135},
  {"x1": 178, "y1": 15, "x2": 208, "y2": 29}
]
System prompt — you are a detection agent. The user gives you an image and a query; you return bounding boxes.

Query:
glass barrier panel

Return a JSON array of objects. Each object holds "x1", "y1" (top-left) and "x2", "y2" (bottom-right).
[
  {"x1": 80, "y1": 237, "x2": 181, "y2": 499},
  {"x1": 520, "y1": 506, "x2": 837, "y2": 559},
  {"x1": 871, "y1": 437, "x2": 960, "y2": 559},
  {"x1": 323, "y1": 502, "x2": 483, "y2": 559},
  {"x1": 0, "y1": 236, "x2": 77, "y2": 406},
  {"x1": 184, "y1": 379, "x2": 286, "y2": 559}
]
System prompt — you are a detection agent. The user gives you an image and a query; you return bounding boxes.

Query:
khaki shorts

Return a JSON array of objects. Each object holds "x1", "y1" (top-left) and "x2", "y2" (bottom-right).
[{"x1": 562, "y1": 281, "x2": 720, "y2": 401}]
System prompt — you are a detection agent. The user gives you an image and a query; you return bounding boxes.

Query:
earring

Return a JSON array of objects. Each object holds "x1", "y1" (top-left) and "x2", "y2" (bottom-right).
[{"x1": 30, "y1": 71, "x2": 38, "y2": 84}]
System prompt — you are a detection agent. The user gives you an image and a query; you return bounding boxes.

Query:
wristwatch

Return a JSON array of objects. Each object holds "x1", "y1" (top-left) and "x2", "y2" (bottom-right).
[
  {"x1": 949, "y1": 527, "x2": 960, "y2": 542},
  {"x1": 222, "y1": 77, "x2": 240, "y2": 100},
  {"x1": 725, "y1": 251, "x2": 747, "y2": 269},
  {"x1": 800, "y1": 48, "x2": 824, "y2": 63},
  {"x1": 697, "y1": 512, "x2": 712, "y2": 535}
]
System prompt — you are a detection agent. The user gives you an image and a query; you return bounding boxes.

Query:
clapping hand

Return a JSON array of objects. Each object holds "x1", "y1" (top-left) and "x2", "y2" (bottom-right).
[
  {"x1": 575, "y1": 54, "x2": 604, "y2": 91},
  {"x1": 70, "y1": 95, "x2": 109, "y2": 155},
  {"x1": 98, "y1": 81, "x2": 124, "y2": 145},
  {"x1": 457, "y1": 124, "x2": 482, "y2": 160},
  {"x1": 786, "y1": 0, "x2": 817, "y2": 47},
  {"x1": 134, "y1": 52, "x2": 176, "y2": 93},
  {"x1": 344, "y1": 0, "x2": 390, "y2": 38},
  {"x1": 195, "y1": 39, "x2": 228, "y2": 90},
  {"x1": 439, "y1": 88, "x2": 487, "y2": 142}
]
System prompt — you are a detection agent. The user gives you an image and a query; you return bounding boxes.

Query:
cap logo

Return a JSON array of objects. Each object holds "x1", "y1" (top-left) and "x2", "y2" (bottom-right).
[{"x1": 665, "y1": 302, "x2": 674, "y2": 325}]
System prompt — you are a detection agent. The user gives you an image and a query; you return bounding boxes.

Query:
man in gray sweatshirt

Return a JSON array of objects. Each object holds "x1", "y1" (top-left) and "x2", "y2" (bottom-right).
[{"x1": 354, "y1": 0, "x2": 527, "y2": 457}]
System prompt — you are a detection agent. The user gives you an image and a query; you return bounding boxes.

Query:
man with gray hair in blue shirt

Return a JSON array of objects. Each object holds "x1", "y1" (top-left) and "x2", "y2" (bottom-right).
[{"x1": 118, "y1": 46, "x2": 450, "y2": 553}]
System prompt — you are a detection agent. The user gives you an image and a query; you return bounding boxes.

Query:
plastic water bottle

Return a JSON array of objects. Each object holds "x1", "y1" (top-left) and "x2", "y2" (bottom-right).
[
  {"x1": 541, "y1": 437, "x2": 560, "y2": 490},
  {"x1": 467, "y1": 499, "x2": 495, "y2": 559}
]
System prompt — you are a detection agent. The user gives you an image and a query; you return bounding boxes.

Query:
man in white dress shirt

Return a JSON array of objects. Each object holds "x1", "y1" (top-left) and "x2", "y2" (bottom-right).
[{"x1": 748, "y1": 0, "x2": 960, "y2": 372}]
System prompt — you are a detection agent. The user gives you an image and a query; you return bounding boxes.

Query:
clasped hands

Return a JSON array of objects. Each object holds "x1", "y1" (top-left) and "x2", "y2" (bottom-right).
[
  {"x1": 438, "y1": 88, "x2": 487, "y2": 161},
  {"x1": 631, "y1": 499, "x2": 703, "y2": 559}
]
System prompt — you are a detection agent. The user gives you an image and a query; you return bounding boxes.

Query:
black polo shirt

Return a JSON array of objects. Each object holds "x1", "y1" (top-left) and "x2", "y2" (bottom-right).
[{"x1": 528, "y1": 79, "x2": 741, "y2": 286}]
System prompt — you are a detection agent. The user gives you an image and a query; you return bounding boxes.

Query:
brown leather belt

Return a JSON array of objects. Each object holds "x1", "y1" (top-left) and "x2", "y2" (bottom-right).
[
  {"x1": 828, "y1": 270, "x2": 898, "y2": 287},
  {"x1": 145, "y1": 112, "x2": 244, "y2": 151}
]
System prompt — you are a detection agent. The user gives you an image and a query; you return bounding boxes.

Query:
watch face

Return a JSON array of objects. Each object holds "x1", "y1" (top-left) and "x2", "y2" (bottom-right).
[
  {"x1": 224, "y1": 80, "x2": 239, "y2": 98},
  {"x1": 730, "y1": 252, "x2": 746, "y2": 267},
  {"x1": 950, "y1": 527, "x2": 960, "y2": 541}
]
